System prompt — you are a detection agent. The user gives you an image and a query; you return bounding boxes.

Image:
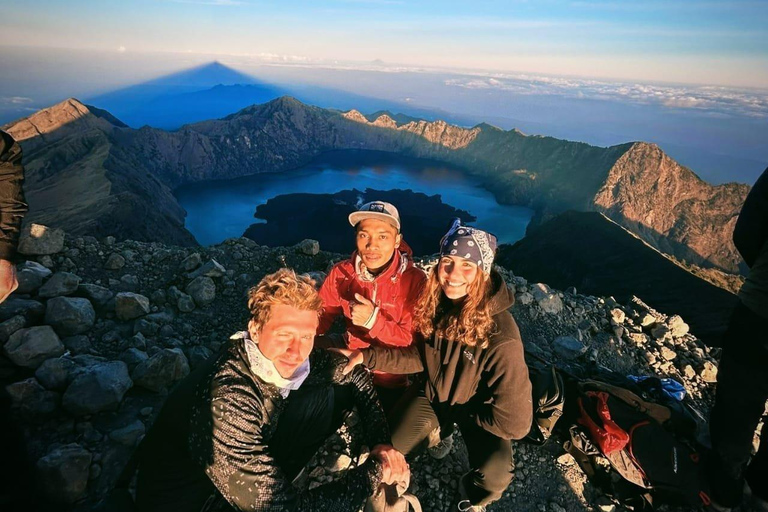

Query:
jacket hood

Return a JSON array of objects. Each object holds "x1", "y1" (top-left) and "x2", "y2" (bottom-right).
[{"x1": 487, "y1": 269, "x2": 515, "y2": 315}]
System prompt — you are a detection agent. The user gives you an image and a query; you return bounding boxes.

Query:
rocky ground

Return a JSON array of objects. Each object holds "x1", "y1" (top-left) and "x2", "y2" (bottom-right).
[{"x1": 0, "y1": 223, "x2": 756, "y2": 511}]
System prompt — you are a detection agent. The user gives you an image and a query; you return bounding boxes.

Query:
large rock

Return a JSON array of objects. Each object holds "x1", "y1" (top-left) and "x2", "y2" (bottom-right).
[
  {"x1": 45, "y1": 297, "x2": 96, "y2": 336},
  {"x1": 667, "y1": 315, "x2": 690, "y2": 338},
  {"x1": 36, "y1": 443, "x2": 92, "y2": 504},
  {"x1": 109, "y1": 420, "x2": 146, "y2": 446},
  {"x1": 4, "y1": 325, "x2": 65, "y2": 369},
  {"x1": 553, "y1": 335, "x2": 587, "y2": 360},
  {"x1": 62, "y1": 361, "x2": 133, "y2": 415},
  {"x1": 77, "y1": 284, "x2": 114, "y2": 309},
  {"x1": 186, "y1": 276, "x2": 215, "y2": 307},
  {"x1": 17, "y1": 224, "x2": 65, "y2": 256},
  {"x1": 35, "y1": 357, "x2": 77, "y2": 390},
  {"x1": 115, "y1": 292, "x2": 150, "y2": 320},
  {"x1": 530, "y1": 283, "x2": 564, "y2": 314},
  {"x1": 0, "y1": 314, "x2": 25, "y2": 343},
  {"x1": 15, "y1": 260, "x2": 52, "y2": 294},
  {"x1": 5, "y1": 377, "x2": 60, "y2": 418},
  {"x1": 38, "y1": 271, "x2": 81, "y2": 298},
  {"x1": 104, "y1": 253, "x2": 126, "y2": 270},
  {"x1": 180, "y1": 252, "x2": 202, "y2": 271},
  {"x1": 188, "y1": 259, "x2": 226, "y2": 279},
  {"x1": 0, "y1": 297, "x2": 45, "y2": 322},
  {"x1": 132, "y1": 348, "x2": 189, "y2": 393}
]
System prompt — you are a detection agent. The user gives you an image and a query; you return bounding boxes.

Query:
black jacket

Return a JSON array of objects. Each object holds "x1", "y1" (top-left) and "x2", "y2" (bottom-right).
[
  {"x1": 0, "y1": 130, "x2": 27, "y2": 261},
  {"x1": 362, "y1": 271, "x2": 533, "y2": 440},
  {"x1": 135, "y1": 339, "x2": 388, "y2": 512},
  {"x1": 734, "y1": 167, "x2": 768, "y2": 268}
]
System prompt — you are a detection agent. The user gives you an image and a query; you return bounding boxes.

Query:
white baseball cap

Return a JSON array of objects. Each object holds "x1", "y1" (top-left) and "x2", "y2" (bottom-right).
[{"x1": 348, "y1": 201, "x2": 401, "y2": 231}]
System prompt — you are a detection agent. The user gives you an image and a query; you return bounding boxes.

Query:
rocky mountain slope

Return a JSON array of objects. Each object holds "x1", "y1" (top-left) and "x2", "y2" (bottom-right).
[
  {"x1": 496, "y1": 211, "x2": 739, "y2": 345},
  {"x1": 0, "y1": 224, "x2": 729, "y2": 511},
  {"x1": 3, "y1": 96, "x2": 749, "y2": 274}
]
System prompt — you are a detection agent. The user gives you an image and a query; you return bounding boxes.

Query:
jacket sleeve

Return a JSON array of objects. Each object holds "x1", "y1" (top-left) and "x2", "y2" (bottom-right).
[
  {"x1": 318, "y1": 265, "x2": 344, "y2": 335},
  {"x1": 734, "y1": 167, "x2": 768, "y2": 268},
  {"x1": 473, "y1": 334, "x2": 533, "y2": 440},
  {"x1": 191, "y1": 376, "x2": 382, "y2": 512},
  {"x1": 367, "y1": 268, "x2": 426, "y2": 347},
  {"x1": 0, "y1": 131, "x2": 28, "y2": 262},
  {"x1": 361, "y1": 339, "x2": 425, "y2": 375}
]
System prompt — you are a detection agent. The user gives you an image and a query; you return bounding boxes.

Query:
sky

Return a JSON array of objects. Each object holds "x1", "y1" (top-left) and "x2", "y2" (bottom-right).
[{"x1": 2, "y1": 0, "x2": 768, "y2": 88}]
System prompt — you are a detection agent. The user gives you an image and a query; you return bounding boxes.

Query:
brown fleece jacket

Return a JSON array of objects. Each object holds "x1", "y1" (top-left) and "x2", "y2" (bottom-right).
[{"x1": 362, "y1": 271, "x2": 533, "y2": 440}]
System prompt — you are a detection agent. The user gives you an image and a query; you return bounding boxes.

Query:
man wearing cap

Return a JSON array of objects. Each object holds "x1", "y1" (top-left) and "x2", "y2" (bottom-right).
[{"x1": 317, "y1": 200, "x2": 426, "y2": 411}]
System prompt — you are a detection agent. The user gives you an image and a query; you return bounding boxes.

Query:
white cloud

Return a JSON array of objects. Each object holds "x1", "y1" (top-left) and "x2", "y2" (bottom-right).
[
  {"x1": 117, "y1": 46, "x2": 127, "y2": 53},
  {"x1": 444, "y1": 74, "x2": 768, "y2": 118},
  {"x1": 1, "y1": 96, "x2": 34, "y2": 105}
]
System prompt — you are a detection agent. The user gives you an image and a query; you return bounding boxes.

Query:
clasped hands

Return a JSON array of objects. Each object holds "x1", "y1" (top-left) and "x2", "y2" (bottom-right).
[{"x1": 370, "y1": 444, "x2": 410, "y2": 486}]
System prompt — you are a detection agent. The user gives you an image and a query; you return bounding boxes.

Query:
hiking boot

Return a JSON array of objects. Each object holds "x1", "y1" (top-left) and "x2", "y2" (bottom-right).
[{"x1": 426, "y1": 426, "x2": 454, "y2": 459}]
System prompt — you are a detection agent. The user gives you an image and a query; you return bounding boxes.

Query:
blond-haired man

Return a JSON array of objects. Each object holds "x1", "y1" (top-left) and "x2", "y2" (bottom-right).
[{"x1": 135, "y1": 269, "x2": 407, "y2": 511}]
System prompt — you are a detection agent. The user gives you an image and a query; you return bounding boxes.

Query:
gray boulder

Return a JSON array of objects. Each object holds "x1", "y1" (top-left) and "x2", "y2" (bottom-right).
[
  {"x1": 62, "y1": 361, "x2": 133, "y2": 415},
  {"x1": 104, "y1": 253, "x2": 126, "y2": 270},
  {"x1": 15, "y1": 260, "x2": 52, "y2": 294},
  {"x1": 62, "y1": 335, "x2": 91, "y2": 355},
  {"x1": 132, "y1": 348, "x2": 190, "y2": 393},
  {"x1": 177, "y1": 293, "x2": 195, "y2": 313},
  {"x1": 0, "y1": 314, "x2": 26, "y2": 343},
  {"x1": 45, "y1": 297, "x2": 96, "y2": 336},
  {"x1": 17, "y1": 223, "x2": 65, "y2": 256},
  {"x1": 0, "y1": 297, "x2": 45, "y2": 322},
  {"x1": 553, "y1": 336, "x2": 587, "y2": 360},
  {"x1": 118, "y1": 348, "x2": 149, "y2": 371},
  {"x1": 109, "y1": 420, "x2": 146, "y2": 446},
  {"x1": 187, "y1": 345, "x2": 213, "y2": 370},
  {"x1": 77, "y1": 284, "x2": 114, "y2": 309},
  {"x1": 186, "y1": 276, "x2": 215, "y2": 307},
  {"x1": 4, "y1": 325, "x2": 65, "y2": 369},
  {"x1": 36, "y1": 443, "x2": 92, "y2": 504},
  {"x1": 5, "y1": 377, "x2": 60, "y2": 418},
  {"x1": 180, "y1": 252, "x2": 202, "y2": 271},
  {"x1": 531, "y1": 284, "x2": 564, "y2": 314},
  {"x1": 296, "y1": 239, "x2": 320, "y2": 256},
  {"x1": 115, "y1": 292, "x2": 150, "y2": 320},
  {"x1": 38, "y1": 272, "x2": 81, "y2": 298},
  {"x1": 35, "y1": 357, "x2": 77, "y2": 390}
]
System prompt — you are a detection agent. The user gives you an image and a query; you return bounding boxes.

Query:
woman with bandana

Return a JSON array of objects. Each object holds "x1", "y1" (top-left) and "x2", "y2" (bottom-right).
[{"x1": 334, "y1": 219, "x2": 533, "y2": 512}]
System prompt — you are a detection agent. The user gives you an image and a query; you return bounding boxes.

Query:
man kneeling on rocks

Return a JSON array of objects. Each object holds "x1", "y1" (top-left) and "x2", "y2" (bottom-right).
[{"x1": 134, "y1": 268, "x2": 408, "y2": 512}]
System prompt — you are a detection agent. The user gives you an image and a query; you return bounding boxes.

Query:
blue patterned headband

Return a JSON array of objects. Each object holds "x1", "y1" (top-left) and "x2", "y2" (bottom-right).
[{"x1": 439, "y1": 219, "x2": 498, "y2": 274}]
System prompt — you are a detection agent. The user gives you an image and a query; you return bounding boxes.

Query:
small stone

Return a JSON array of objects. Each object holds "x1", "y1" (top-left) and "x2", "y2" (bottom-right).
[
  {"x1": 700, "y1": 361, "x2": 718, "y2": 383},
  {"x1": 516, "y1": 292, "x2": 534, "y2": 305},
  {"x1": 4, "y1": 325, "x2": 65, "y2": 369},
  {"x1": 62, "y1": 335, "x2": 91, "y2": 355},
  {"x1": 177, "y1": 293, "x2": 195, "y2": 313},
  {"x1": 660, "y1": 346, "x2": 677, "y2": 361},
  {"x1": 35, "y1": 357, "x2": 77, "y2": 390},
  {"x1": 0, "y1": 314, "x2": 26, "y2": 343},
  {"x1": 150, "y1": 289, "x2": 167, "y2": 305},
  {"x1": 115, "y1": 292, "x2": 150, "y2": 320},
  {"x1": 651, "y1": 324, "x2": 671, "y2": 340},
  {"x1": 18, "y1": 224, "x2": 65, "y2": 256},
  {"x1": 667, "y1": 315, "x2": 690, "y2": 337},
  {"x1": 104, "y1": 253, "x2": 126, "y2": 270},
  {"x1": 36, "y1": 443, "x2": 92, "y2": 504},
  {"x1": 556, "y1": 453, "x2": 575, "y2": 466},
  {"x1": 77, "y1": 284, "x2": 114, "y2": 309},
  {"x1": 45, "y1": 297, "x2": 96, "y2": 336},
  {"x1": 119, "y1": 348, "x2": 149, "y2": 371},
  {"x1": 609, "y1": 308, "x2": 626, "y2": 325},
  {"x1": 639, "y1": 314, "x2": 657, "y2": 328},
  {"x1": 683, "y1": 364, "x2": 696, "y2": 379},
  {"x1": 140, "y1": 406, "x2": 153, "y2": 417}
]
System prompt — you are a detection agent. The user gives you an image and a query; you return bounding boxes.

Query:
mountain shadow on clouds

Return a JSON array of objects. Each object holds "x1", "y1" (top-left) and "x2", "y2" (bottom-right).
[{"x1": 86, "y1": 62, "x2": 285, "y2": 129}]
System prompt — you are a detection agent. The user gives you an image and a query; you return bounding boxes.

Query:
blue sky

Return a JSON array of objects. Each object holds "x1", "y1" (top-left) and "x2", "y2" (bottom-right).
[{"x1": 2, "y1": 0, "x2": 767, "y2": 87}]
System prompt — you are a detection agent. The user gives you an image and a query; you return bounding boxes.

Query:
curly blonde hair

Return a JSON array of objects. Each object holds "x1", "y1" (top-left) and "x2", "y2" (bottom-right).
[
  {"x1": 247, "y1": 268, "x2": 323, "y2": 332},
  {"x1": 412, "y1": 264, "x2": 496, "y2": 348}
]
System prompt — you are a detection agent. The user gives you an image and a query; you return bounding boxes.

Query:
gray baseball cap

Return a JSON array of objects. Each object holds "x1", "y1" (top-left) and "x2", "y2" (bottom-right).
[{"x1": 348, "y1": 201, "x2": 401, "y2": 231}]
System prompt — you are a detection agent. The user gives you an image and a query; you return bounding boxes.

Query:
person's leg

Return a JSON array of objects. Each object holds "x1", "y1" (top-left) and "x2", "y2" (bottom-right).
[
  {"x1": 746, "y1": 421, "x2": 768, "y2": 503},
  {"x1": 387, "y1": 384, "x2": 440, "y2": 456},
  {"x1": 709, "y1": 302, "x2": 768, "y2": 507},
  {"x1": 455, "y1": 419, "x2": 514, "y2": 508}
]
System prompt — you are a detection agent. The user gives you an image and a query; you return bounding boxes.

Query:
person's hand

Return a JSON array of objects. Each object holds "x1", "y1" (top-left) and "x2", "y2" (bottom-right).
[
  {"x1": 370, "y1": 444, "x2": 410, "y2": 485},
  {"x1": 0, "y1": 259, "x2": 18, "y2": 304},
  {"x1": 350, "y1": 293, "x2": 375, "y2": 327},
  {"x1": 328, "y1": 347, "x2": 363, "y2": 375}
]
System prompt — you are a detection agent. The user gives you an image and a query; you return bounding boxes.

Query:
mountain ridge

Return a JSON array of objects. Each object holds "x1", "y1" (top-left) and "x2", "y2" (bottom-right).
[{"x1": 3, "y1": 96, "x2": 750, "y2": 274}]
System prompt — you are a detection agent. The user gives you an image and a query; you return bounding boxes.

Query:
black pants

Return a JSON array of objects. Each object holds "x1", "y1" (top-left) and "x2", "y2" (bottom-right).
[
  {"x1": 389, "y1": 385, "x2": 514, "y2": 507},
  {"x1": 709, "y1": 302, "x2": 768, "y2": 506}
]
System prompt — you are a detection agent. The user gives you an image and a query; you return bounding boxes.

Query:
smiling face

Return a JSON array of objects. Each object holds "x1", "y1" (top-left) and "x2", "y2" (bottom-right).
[
  {"x1": 438, "y1": 255, "x2": 481, "y2": 301},
  {"x1": 248, "y1": 304, "x2": 319, "y2": 379},
  {"x1": 355, "y1": 218, "x2": 402, "y2": 273}
]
